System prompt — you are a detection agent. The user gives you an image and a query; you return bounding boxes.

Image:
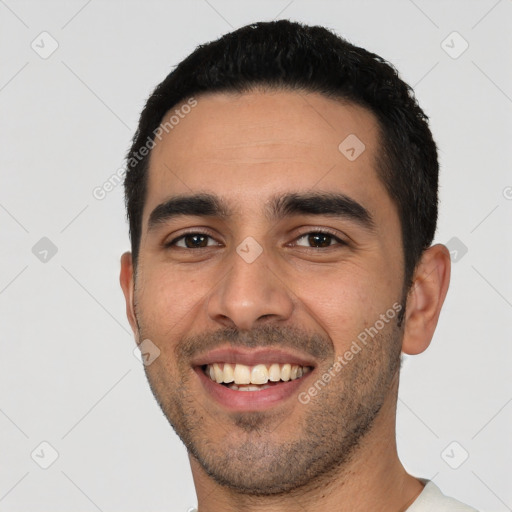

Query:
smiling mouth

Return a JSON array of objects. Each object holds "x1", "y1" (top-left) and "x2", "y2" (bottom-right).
[{"x1": 202, "y1": 362, "x2": 313, "y2": 391}]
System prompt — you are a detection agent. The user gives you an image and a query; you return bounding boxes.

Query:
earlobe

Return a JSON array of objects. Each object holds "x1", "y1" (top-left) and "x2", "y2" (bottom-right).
[
  {"x1": 119, "y1": 251, "x2": 138, "y2": 337},
  {"x1": 401, "y1": 244, "x2": 451, "y2": 355}
]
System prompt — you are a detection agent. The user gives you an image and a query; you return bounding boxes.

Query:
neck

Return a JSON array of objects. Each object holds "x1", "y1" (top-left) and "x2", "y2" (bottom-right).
[{"x1": 189, "y1": 373, "x2": 424, "y2": 512}]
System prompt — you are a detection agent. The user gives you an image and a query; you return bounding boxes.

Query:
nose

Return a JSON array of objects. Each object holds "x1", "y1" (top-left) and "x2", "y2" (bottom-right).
[{"x1": 206, "y1": 241, "x2": 294, "y2": 331}]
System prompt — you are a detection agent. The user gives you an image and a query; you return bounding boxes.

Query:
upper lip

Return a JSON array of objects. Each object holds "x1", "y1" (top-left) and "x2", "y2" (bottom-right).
[{"x1": 191, "y1": 347, "x2": 317, "y2": 368}]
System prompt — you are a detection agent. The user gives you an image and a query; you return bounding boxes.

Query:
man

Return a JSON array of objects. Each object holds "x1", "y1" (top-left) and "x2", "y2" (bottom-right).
[{"x1": 120, "y1": 20, "x2": 478, "y2": 511}]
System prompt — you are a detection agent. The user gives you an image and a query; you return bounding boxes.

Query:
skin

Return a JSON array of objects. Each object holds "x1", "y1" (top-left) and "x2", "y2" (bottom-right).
[{"x1": 120, "y1": 89, "x2": 451, "y2": 512}]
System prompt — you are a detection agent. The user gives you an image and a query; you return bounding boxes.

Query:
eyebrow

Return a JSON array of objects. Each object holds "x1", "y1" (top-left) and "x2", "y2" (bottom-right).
[{"x1": 147, "y1": 191, "x2": 375, "y2": 233}]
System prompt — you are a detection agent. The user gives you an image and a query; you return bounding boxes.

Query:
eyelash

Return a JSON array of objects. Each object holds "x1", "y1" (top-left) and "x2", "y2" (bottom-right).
[{"x1": 163, "y1": 229, "x2": 347, "y2": 250}]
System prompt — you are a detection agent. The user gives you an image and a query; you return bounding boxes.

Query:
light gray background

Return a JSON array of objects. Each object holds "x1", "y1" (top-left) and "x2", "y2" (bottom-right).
[{"x1": 1, "y1": 1, "x2": 511, "y2": 511}]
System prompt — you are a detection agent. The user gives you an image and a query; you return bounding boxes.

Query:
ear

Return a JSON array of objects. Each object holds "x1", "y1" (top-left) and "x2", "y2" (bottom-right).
[
  {"x1": 120, "y1": 251, "x2": 138, "y2": 337},
  {"x1": 401, "y1": 243, "x2": 451, "y2": 355}
]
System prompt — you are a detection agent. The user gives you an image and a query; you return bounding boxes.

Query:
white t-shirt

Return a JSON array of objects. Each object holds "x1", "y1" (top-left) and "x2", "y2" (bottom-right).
[{"x1": 406, "y1": 479, "x2": 478, "y2": 511}]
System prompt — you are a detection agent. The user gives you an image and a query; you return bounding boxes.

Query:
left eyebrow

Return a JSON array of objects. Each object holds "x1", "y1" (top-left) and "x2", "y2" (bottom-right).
[
  {"x1": 146, "y1": 191, "x2": 376, "y2": 233},
  {"x1": 266, "y1": 191, "x2": 376, "y2": 232}
]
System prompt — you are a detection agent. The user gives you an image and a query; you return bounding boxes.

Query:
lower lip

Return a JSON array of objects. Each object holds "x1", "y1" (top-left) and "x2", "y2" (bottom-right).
[{"x1": 195, "y1": 366, "x2": 313, "y2": 411}]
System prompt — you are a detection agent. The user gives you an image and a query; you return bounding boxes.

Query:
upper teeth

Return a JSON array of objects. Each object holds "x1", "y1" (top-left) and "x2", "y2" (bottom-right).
[{"x1": 205, "y1": 363, "x2": 311, "y2": 385}]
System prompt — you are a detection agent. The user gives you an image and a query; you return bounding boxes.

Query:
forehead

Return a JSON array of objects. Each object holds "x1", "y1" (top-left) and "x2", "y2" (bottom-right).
[{"x1": 143, "y1": 89, "x2": 390, "y2": 226}]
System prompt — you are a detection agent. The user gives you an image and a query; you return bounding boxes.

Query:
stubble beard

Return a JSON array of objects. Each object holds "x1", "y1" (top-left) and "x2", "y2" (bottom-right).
[{"x1": 136, "y1": 315, "x2": 403, "y2": 496}]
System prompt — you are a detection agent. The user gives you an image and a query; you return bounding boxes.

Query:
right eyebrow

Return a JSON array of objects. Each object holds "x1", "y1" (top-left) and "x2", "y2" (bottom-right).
[{"x1": 147, "y1": 193, "x2": 232, "y2": 233}]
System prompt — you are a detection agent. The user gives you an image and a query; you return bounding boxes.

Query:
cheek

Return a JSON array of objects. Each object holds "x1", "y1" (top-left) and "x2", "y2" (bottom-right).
[
  {"x1": 291, "y1": 262, "x2": 396, "y2": 347},
  {"x1": 136, "y1": 265, "x2": 205, "y2": 334}
]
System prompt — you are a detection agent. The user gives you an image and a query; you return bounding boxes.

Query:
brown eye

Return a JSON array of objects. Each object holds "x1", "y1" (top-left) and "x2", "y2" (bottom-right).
[
  {"x1": 295, "y1": 231, "x2": 344, "y2": 248},
  {"x1": 166, "y1": 233, "x2": 218, "y2": 249}
]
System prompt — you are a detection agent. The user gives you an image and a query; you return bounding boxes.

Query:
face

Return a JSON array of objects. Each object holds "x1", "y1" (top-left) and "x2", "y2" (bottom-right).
[{"x1": 124, "y1": 90, "x2": 407, "y2": 494}]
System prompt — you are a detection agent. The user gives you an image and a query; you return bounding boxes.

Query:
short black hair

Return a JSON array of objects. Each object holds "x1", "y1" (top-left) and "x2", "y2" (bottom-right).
[{"x1": 124, "y1": 19, "x2": 438, "y2": 292}]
